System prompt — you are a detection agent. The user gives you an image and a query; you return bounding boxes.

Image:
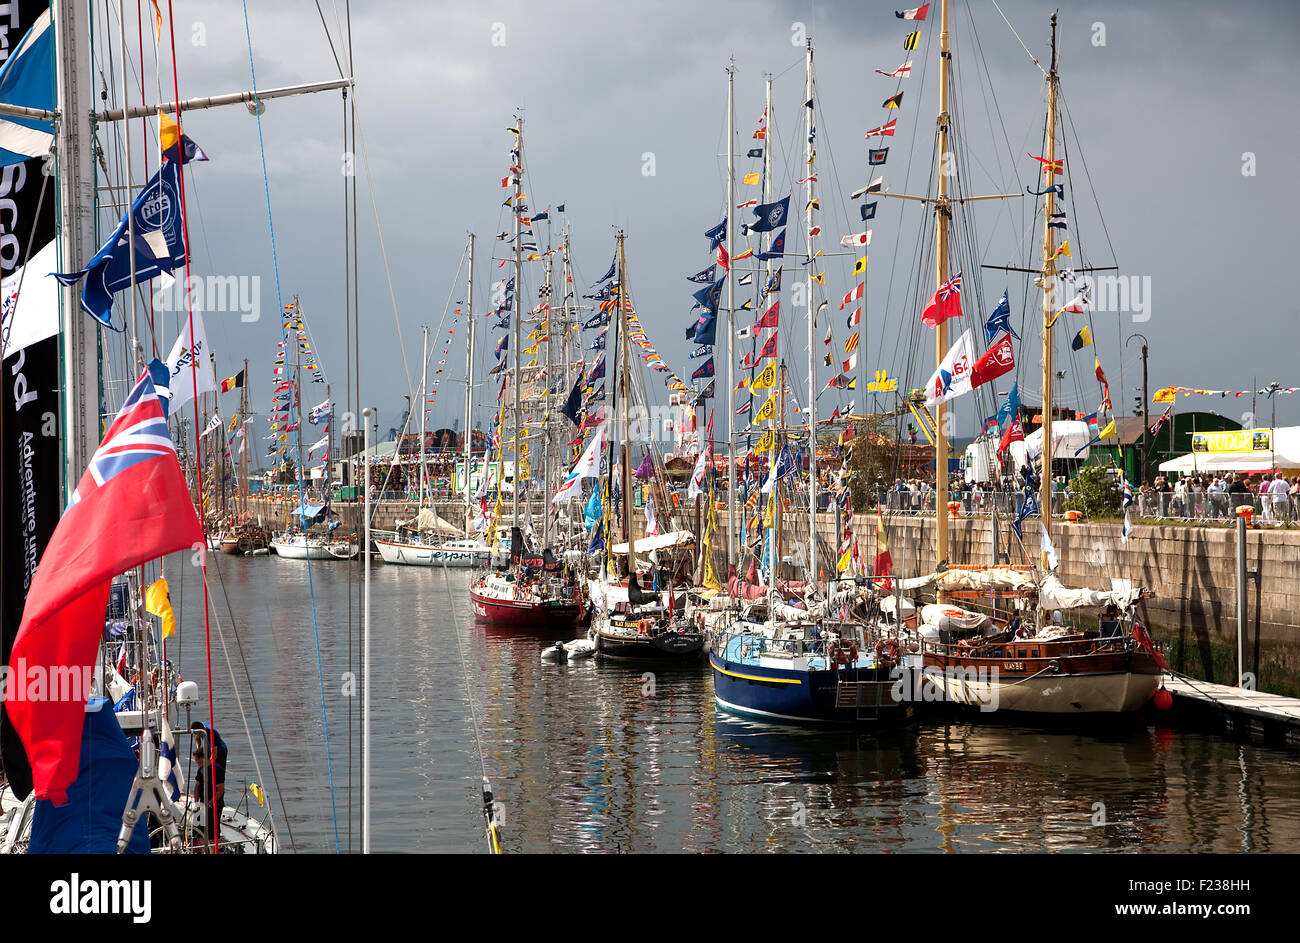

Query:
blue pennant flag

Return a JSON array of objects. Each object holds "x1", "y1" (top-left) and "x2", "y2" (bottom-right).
[
  {"x1": 1011, "y1": 490, "x2": 1040, "y2": 540},
  {"x1": 1027, "y1": 183, "x2": 1064, "y2": 198},
  {"x1": 687, "y1": 263, "x2": 716, "y2": 284},
  {"x1": 589, "y1": 333, "x2": 606, "y2": 352},
  {"x1": 691, "y1": 277, "x2": 724, "y2": 314},
  {"x1": 868, "y1": 147, "x2": 889, "y2": 166},
  {"x1": 0, "y1": 10, "x2": 54, "y2": 167},
  {"x1": 747, "y1": 148, "x2": 763, "y2": 158},
  {"x1": 695, "y1": 379, "x2": 715, "y2": 400},
  {"x1": 705, "y1": 218, "x2": 726, "y2": 250},
  {"x1": 561, "y1": 373, "x2": 584, "y2": 425},
  {"x1": 691, "y1": 357, "x2": 714, "y2": 381},
  {"x1": 583, "y1": 310, "x2": 609, "y2": 330},
  {"x1": 750, "y1": 195, "x2": 790, "y2": 233},
  {"x1": 592, "y1": 255, "x2": 616, "y2": 285},
  {"x1": 984, "y1": 290, "x2": 1020, "y2": 345},
  {"x1": 757, "y1": 229, "x2": 786, "y2": 261},
  {"x1": 53, "y1": 161, "x2": 189, "y2": 330},
  {"x1": 689, "y1": 345, "x2": 713, "y2": 359},
  {"x1": 689, "y1": 309, "x2": 718, "y2": 346},
  {"x1": 763, "y1": 268, "x2": 783, "y2": 297},
  {"x1": 996, "y1": 381, "x2": 1020, "y2": 429}
]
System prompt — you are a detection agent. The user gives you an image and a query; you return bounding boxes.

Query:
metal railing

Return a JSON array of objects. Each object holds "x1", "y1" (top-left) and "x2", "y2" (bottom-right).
[{"x1": 875, "y1": 488, "x2": 1300, "y2": 525}]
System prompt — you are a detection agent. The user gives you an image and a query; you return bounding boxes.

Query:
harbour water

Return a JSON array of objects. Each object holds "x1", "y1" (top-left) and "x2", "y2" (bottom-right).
[{"x1": 171, "y1": 553, "x2": 1300, "y2": 853}]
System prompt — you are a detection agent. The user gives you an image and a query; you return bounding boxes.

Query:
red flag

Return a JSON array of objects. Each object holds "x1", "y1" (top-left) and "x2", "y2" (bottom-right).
[
  {"x1": 864, "y1": 118, "x2": 897, "y2": 139},
  {"x1": 7, "y1": 371, "x2": 203, "y2": 804},
  {"x1": 999, "y1": 417, "x2": 1024, "y2": 454},
  {"x1": 839, "y1": 282, "x2": 864, "y2": 310},
  {"x1": 757, "y1": 300, "x2": 779, "y2": 328},
  {"x1": 920, "y1": 271, "x2": 962, "y2": 327},
  {"x1": 873, "y1": 505, "x2": 893, "y2": 594},
  {"x1": 758, "y1": 331, "x2": 778, "y2": 359},
  {"x1": 970, "y1": 333, "x2": 1015, "y2": 389},
  {"x1": 716, "y1": 242, "x2": 729, "y2": 271}
]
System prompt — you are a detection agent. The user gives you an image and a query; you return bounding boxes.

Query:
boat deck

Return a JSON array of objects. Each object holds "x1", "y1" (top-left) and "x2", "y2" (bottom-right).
[{"x1": 723, "y1": 632, "x2": 883, "y2": 672}]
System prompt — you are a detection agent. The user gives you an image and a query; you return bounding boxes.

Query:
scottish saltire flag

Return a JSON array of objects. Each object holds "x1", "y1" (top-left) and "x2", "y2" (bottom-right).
[
  {"x1": 53, "y1": 161, "x2": 188, "y2": 329},
  {"x1": 984, "y1": 290, "x2": 1019, "y2": 344},
  {"x1": 0, "y1": 10, "x2": 54, "y2": 167},
  {"x1": 8, "y1": 370, "x2": 203, "y2": 803}
]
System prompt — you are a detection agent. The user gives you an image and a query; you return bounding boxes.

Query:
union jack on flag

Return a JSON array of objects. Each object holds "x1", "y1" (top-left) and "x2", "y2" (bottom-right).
[{"x1": 71, "y1": 374, "x2": 177, "y2": 506}]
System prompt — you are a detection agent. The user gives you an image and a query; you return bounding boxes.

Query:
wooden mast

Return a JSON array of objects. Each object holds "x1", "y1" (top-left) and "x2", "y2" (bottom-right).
[
  {"x1": 804, "y1": 37, "x2": 818, "y2": 584},
  {"x1": 463, "y1": 233, "x2": 476, "y2": 526},
  {"x1": 511, "y1": 116, "x2": 523, "y2": 530},
  {"x1": 724, "y1": 63, "x2": 737, "y2": 572},
  {"x1": 1039, "y1": 13, "x2": 1060, "y2": 567},
  {"x1": 934, "y1": 0, "x2": 952, "y2": 579}
]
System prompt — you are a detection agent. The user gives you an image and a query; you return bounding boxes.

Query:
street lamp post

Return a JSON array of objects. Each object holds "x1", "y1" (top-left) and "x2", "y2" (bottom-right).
[{"x1": 1127, "y1": 334, "x2": 1149, "y2": 484}]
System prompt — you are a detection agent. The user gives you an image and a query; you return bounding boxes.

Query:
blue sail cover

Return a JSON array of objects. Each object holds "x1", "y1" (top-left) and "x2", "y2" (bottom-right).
[
  {"x1": 29, "y1": 696, "x2": 150, "y2": 853},
  {"x1": 291, "y1": 502, "x2": 326, "y2": 525}
]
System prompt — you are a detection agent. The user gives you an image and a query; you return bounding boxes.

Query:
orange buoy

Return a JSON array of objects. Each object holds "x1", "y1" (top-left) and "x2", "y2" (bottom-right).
[{"x1": 1152, "y1": 688, "x2": 1173, "y2": 711}]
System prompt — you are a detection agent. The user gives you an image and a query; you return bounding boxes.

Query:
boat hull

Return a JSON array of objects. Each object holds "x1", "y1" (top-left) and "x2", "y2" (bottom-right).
[
  {"x1": 595, "y1": 625, "x2": 705, "y2": 660},
  {"x1": 375, "y1": 538, "x2": 488, "y2": 567},
  {"x1": 922, "y1": 647, "x2": 1162, "y2": 714},
  {"x1": 710, "y1": 652, "x2": 914, "y2": 726},
  {"x1": 469, "y1": 588, "x2": 581, "y2": 629},
  {"x1": 271, "y1": 537, "x2": 336, "y2": 560}
]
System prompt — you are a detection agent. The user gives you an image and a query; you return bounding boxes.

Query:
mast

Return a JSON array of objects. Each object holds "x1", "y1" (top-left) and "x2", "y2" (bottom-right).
[
  {"x1": 804, "y1": 38, "x2": 818, "y2": 583},
  {"x1": 464, "y1": 233, "x2": 476, "y2": 520},
  {"x1": 725, "y1": 64, "x2": 737, "y2": 572},
  {"x1": 511, "y1": 116, "x2": 523, "y2": 529},
  {"x1": 240, "y1": 359, "x2": 249, "y2": 517},
  {"x1": 763, "y1": 72, "x2": 775, "y2": 592},
  {"x1": 419, "y1": 325, "x2": 428, "y2": 509},
  {"x1": 55, "y1": 0, "x2": 99, "y2": 492},
  {"x1": 1039, "y1": 13, "x2": 1060, "y2": 567},
  {"x1": 543, "y1": 250, "x2": 554, "y2": 548},
  {"x1": 934, "y1": 0, "x2": 952, "y2": 576},
  {"x1": 561, "y1": 230, "x2": 574, "y2": 548},
  {"x1": 617, "y1": 231, "x2": 637, "y2": 577}
]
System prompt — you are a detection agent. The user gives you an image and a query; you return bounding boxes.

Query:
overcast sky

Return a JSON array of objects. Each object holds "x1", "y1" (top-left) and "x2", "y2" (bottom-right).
[{"x1": 112, "y1": 0, "x2": 1300, "y2": 447}]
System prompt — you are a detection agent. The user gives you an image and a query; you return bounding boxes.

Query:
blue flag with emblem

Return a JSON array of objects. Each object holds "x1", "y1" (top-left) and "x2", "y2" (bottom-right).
[
  {"x1": 984, "y1": 290, "x2": 1020, "y2": 344},
  {"x1": 996, "y1": 381, "x2": 1020, "y2": 429},
  {"x1": 749, "y1": 196, "x2": 790, "y2": 233},
  {"x1": 53, "y1": 161, "x2": 189, "y2": 330}
]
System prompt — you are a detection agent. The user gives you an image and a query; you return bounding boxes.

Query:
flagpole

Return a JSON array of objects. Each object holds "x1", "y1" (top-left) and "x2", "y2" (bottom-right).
[
  {"x1": 725, "y1": 63, "x2": 737, "y2": 573},
  {"x1": 934, "y1": 0, "x2": 951, "y2": 588},
  {"x1": 1039, "y1": 13, "x2": 1059, "y2": 570},
  {"x1": 361, "y1": 406, "x2": 371, "y2": 853},
  {"x1": 512, "y1": 116, "x2": 523, "y2": 530},
  {"x1": 805, "y1": 38, "x2": 818, "y2": 585},
  {"x1": 464, "y1": 233, "x2": 476, "y2": 528}
]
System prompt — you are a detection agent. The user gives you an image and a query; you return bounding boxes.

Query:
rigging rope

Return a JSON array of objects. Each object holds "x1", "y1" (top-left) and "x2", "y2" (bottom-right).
[{"x1": 238, "y1": 0, "x2": 341, "y2": 853}]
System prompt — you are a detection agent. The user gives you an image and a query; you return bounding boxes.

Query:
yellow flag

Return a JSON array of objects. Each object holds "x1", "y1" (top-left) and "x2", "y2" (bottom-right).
[
  {"x1": 145, "y1": 578, "x2": 177, "y2": 639},
  {"x1": 1098, "y1": 420, "x2": 1117, "y2": 439},
  {"x1": 158, "y1": 111, "x2": 181, "y2": 154},
  {"x1": 853, "y1": 256, "x2": 868, "y2": 275},
  {"x1": 751, "y1": 361, "x2": 778, "y2": 390},
  {"x1": 812, "y1": 272, "x2": 826, "y2": 285},
  {"x1": 742, "y1": 171, "x2": 761, "y2": 185},
  {"x1": 837, "y1": 544, "x2": 853, "y2": 573},
  {"x1": 763, "y1": 490, "x2": 776, "y2": 529},
  {"x1": 1152, "y1": 387, "x2": 1177, "y2": 404},
  {"x1": 522, "y1": 341, "x2": 540, "y2": 355},
  {"x1": 249, "y1": 783, "x2": 266, "y2": 807},
  {"x1": 754, "y1": 429, "x2": 776, "y2": 453},
  {"x1": 1050, "y1": 240, "x2": 1071, "y2": 261},
  {"x1": 752, "y1": 392, "x2": 777, "y2": 425}
]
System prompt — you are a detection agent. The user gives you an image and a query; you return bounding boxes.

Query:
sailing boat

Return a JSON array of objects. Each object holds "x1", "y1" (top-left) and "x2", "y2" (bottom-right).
[
  {"x1": 878, "y1": 5, "x2": 1162, "y2": 714},
  {"x1": 583, "y1": 231, "x2": 704, "y2": 661},
  {"x1": 469, "y1": 116, "x2": 582, "y2": 629},
  {"x1": 375, "y1": 272, "x2": 490, "y2": 567},
  {"x1": 269, "y1": 296, "x2": 357, "y2": 560},
  {"x1": 704, "y1": 48, "x2": 911, "y2": 724}
]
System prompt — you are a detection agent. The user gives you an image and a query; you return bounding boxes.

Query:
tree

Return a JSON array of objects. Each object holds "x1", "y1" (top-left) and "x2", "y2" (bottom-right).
[
  {"x1": 843, "y1": 413, "x2": 899, "y2": 509},
  {"x1": 1065, "y1": 464, "x2": 1119, "y2": 518}
]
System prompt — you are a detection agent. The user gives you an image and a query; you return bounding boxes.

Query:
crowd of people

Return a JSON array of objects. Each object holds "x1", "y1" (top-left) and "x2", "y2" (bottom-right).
[{"x1": 1138, "y1": 473, "x2": 1300, "y2": 522}]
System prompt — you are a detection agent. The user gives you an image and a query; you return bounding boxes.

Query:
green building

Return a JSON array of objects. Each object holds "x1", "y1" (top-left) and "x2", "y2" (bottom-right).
[{"x1": 1088, "y1": 411, "x2": 1242, "y2": 484}]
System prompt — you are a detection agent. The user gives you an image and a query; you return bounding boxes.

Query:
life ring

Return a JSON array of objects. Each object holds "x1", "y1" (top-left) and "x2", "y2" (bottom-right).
[
  {"x1": 956, "y1": 638, "x2": 972, "y2": 651},
  {"x1": 875, "y1": 640, "x2": 898, "y2": 663}
]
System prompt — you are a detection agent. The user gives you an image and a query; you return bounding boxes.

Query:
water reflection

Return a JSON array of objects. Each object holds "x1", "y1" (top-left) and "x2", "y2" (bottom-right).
[{"x1": 172, "y1": 555, "x2": 1300, "y2": 853}]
